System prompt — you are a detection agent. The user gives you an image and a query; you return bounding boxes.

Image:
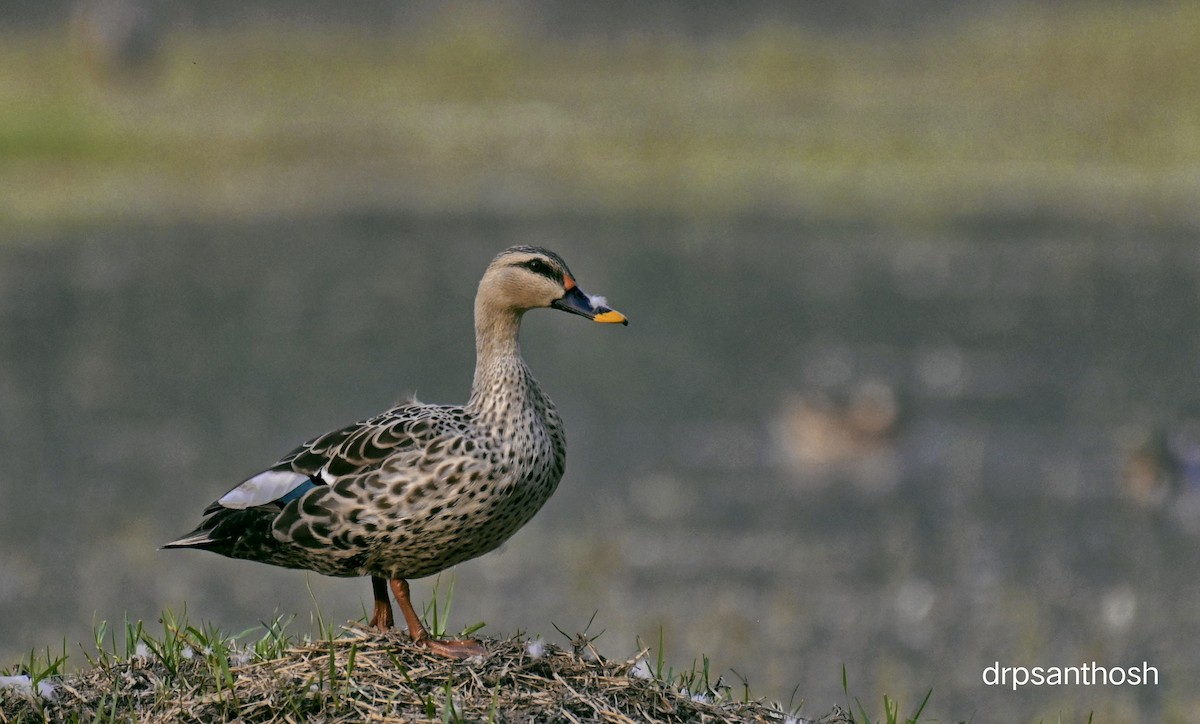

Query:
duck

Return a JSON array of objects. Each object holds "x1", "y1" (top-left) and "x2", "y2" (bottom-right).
[{"x1": 164, "y1": 246, "x2": 627, "y2": 658}]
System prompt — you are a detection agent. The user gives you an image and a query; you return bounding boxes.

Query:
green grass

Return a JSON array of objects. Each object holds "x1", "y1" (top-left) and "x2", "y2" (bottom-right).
[
  {"x1": 843, "y1": 663, "x2": 933, "y2": 724},
  {"x1": 422, "y1": 574, "x2": 486, "y2": 640},
  {"x1": 1, "y1": 2, "x2": 1199, "y2": 229}
]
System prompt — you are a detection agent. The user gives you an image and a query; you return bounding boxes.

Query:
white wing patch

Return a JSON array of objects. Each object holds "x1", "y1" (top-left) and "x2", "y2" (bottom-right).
[{"x1": 218, "y1": 470, "x2": 312, "y2": 509}]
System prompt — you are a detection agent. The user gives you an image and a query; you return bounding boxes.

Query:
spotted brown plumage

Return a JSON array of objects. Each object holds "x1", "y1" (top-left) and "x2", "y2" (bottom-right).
[{"x1": 164, "y1": 246, "x2": 627, "y2": 658}]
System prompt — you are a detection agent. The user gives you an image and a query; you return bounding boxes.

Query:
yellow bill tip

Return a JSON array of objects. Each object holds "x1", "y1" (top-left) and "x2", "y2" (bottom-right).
[{"x1": 593, "y1": 310, "x2": 628, "y2": 325}]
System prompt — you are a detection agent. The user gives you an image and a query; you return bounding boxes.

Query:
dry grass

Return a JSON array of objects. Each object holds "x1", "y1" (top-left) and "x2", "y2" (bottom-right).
[{"x1": 0, "y1": 616, "x2": 841, "y2": 723}]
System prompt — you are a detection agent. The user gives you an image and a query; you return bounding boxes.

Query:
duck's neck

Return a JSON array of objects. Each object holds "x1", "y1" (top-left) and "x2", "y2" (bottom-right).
[{"x1": 467, "y1": 305, "x2": 535, "y2": 419}]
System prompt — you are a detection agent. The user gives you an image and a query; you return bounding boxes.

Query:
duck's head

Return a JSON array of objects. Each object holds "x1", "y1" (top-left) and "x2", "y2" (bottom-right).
[{"x1": 478, "y1": 246, "x2": 628, "y2": 325}]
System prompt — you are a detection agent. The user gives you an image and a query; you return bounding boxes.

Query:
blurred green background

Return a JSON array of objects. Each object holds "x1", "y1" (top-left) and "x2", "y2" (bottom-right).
[
  {"x1": 5, "y1": 0, "x2": 1199, "y2": 228},
  {"x1": 3, "y1": 1, "x2": 1200, "y2": 721}
]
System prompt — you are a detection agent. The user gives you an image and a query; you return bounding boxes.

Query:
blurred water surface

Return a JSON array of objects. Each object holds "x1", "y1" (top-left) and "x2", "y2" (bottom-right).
[{"x1": 2, "y1": 213, "x2": 1199, "y2": 720}]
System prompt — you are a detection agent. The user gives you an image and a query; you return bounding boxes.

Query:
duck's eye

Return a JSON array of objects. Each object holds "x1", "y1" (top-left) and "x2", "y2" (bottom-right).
[{"x1": 522, "y1": 259, "x2": 553, "y2": 277}]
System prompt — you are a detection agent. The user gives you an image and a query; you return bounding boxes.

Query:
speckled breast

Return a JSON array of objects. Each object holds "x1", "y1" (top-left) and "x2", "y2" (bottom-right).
[{"x1": 363, "y1": 416, "x2": 567, "y2": 580}]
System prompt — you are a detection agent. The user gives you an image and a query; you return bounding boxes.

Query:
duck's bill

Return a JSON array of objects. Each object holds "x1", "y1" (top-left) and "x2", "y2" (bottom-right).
[{"x1": 552, "y1": 285, "x2": 628, "y2": 325}]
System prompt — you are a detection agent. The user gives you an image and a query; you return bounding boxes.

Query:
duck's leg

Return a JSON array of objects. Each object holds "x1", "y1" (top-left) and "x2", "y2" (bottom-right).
[
  {"x1": 388, "y1": 577, "x2": 487, "y2": 659},
  {"x1": 369, "y1": 576, "x2": 394, "y2": 631}
]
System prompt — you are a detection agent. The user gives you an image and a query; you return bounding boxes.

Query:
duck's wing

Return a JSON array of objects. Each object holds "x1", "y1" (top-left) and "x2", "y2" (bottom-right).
[
  {"x1": 165, "y1": 403, "x2": 466, "y2": 551},
  {"x1": 200, "y1": 407, "x2": 415, "y2": 515}
]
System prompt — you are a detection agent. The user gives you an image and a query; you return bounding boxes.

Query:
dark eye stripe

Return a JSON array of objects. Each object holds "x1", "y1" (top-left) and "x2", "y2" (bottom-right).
[{"x1": 514, "y1": 258, "x2": 562, "y2": 283}]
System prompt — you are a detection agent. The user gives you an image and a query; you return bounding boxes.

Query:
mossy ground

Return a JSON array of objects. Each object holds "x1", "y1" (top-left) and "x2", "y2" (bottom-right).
[{"x1": 0, "y1": 611, "x2": 856, "y2": 723}]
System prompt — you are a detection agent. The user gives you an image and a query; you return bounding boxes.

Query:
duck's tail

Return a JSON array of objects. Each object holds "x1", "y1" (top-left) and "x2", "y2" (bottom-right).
[{"x1": 160, "y1": 527, "x2": 216, "y2": 550}]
